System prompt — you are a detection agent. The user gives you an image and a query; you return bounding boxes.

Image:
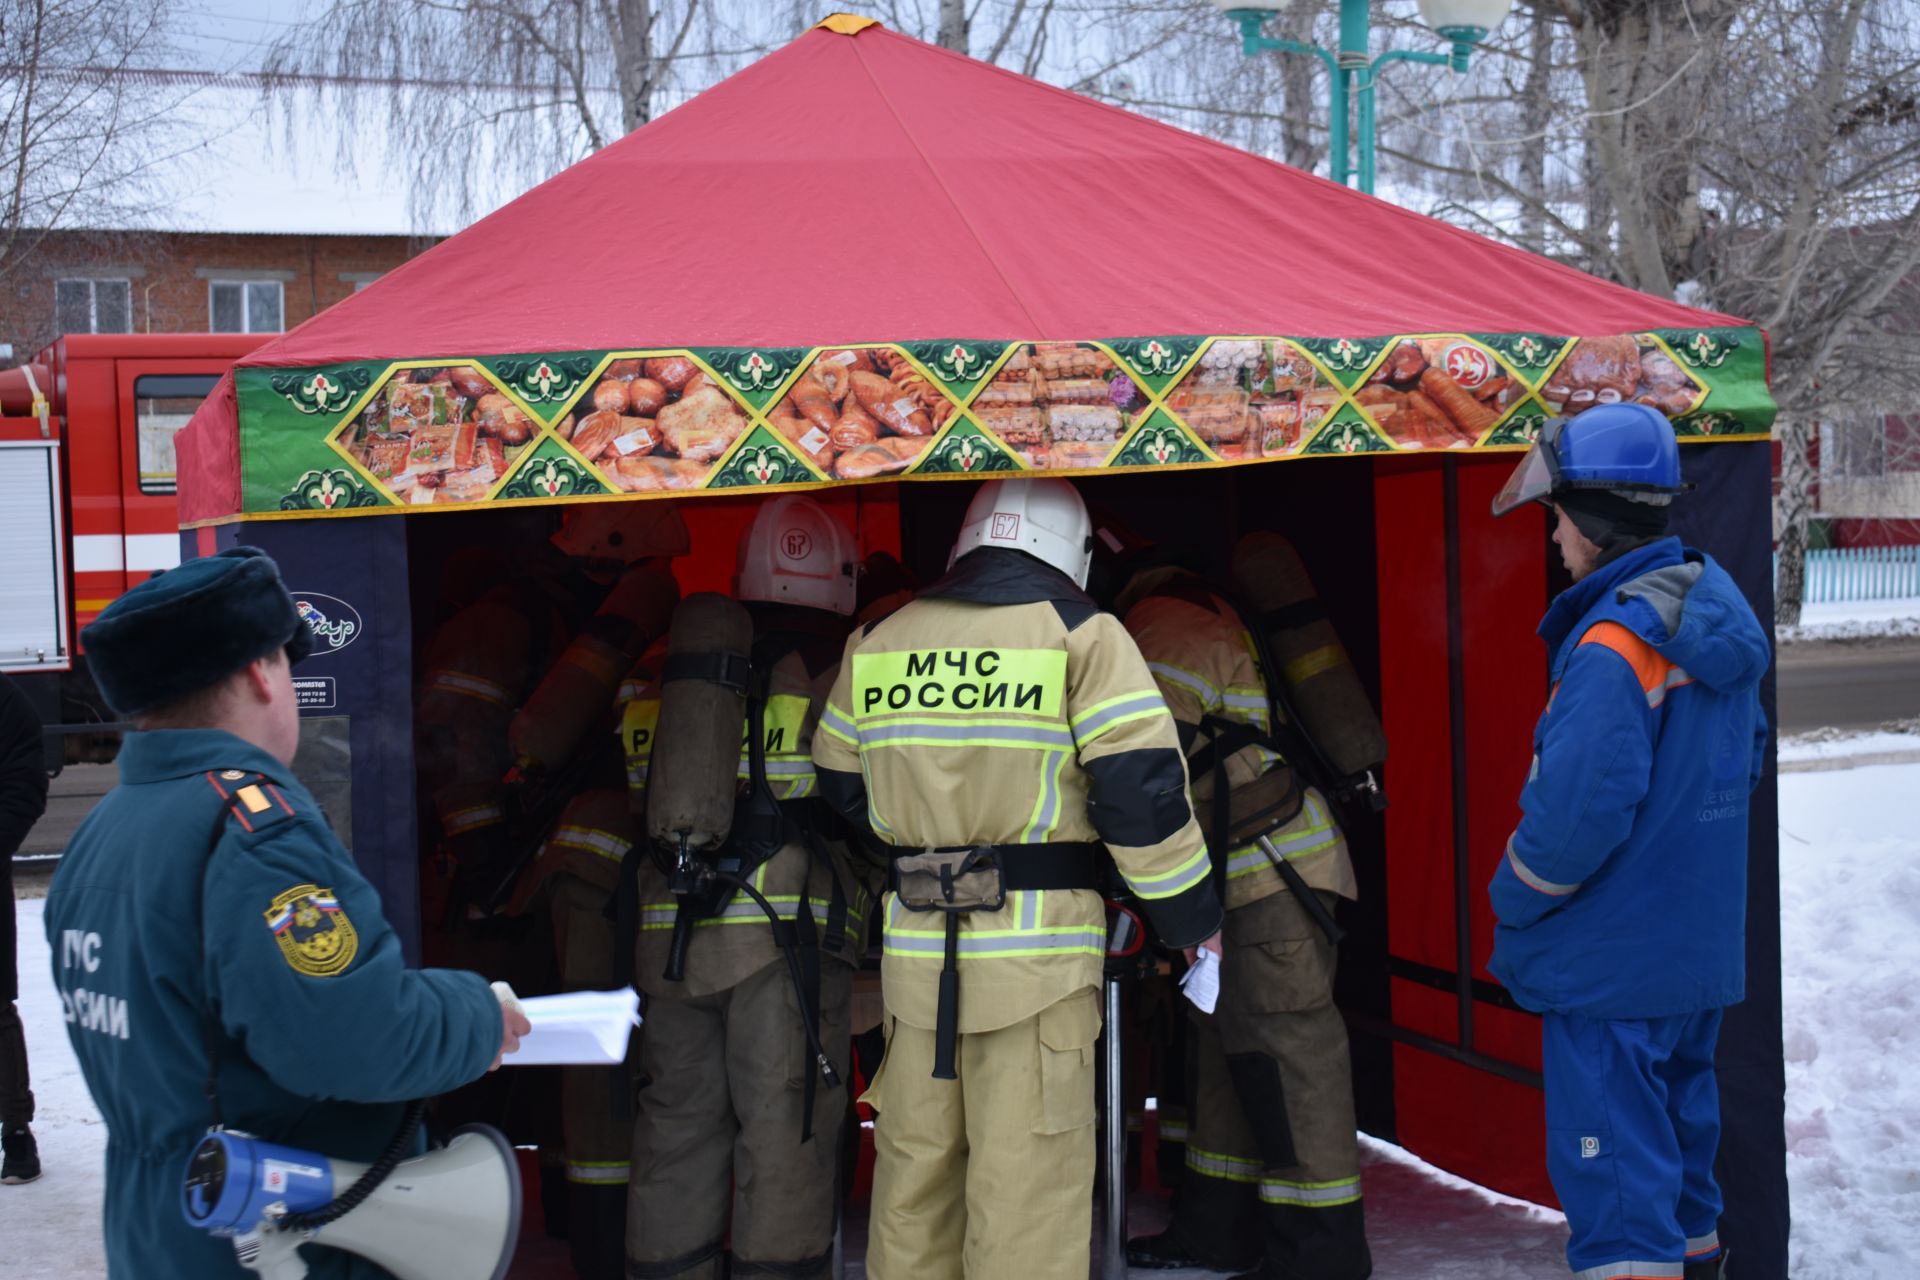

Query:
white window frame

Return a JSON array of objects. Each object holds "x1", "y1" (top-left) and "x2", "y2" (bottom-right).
[
  {"x1": 54, "y1": 277, "x2": 133, "y2": 334},
  {"x1": 208, "y1": 279, "x2": 286, "y2": 333}
]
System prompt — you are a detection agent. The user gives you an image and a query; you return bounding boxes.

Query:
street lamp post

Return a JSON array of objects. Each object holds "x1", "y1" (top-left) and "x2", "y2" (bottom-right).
[{"x1": 1210, "y1": 0, "x2": 1512, "y2": 195}]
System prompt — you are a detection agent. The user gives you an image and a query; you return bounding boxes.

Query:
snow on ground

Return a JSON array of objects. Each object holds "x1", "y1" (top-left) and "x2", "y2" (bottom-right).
[
  {"x1": 1779, "y1": 760, "x2": 1920, "y2": 1279},
  {"x1": 8, "y1": 894, "x2": 107, "y2": 1280},
  {"x1": 12, "y1": 758, "x2": 1919, "y2": 1277},
  {"x1": 1777, "y1": 596, "x2": 1920, "y2": 645}
]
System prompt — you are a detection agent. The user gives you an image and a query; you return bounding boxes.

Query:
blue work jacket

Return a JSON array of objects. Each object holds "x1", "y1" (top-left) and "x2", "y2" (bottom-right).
[
  {"x1": 1488, "y1": 538, "x2": 1770, "y2": 1018},
  {"x1": 44, "y1": 730, "x2": 501, "y2": 1278}
]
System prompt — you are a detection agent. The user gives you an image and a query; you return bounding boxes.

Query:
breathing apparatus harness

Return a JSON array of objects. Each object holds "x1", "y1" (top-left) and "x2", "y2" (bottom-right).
[
  {"x1": 1149, "y1": 577, "x2": 1358, "y2": 945},
  {"x1": 618, "y1": 630, "x2": 849, "y2": 1139}
]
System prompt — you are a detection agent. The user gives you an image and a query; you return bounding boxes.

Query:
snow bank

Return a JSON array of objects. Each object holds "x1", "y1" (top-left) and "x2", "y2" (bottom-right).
[
  {"x1": 1778, "y1": 723, "x2": 1920, "y2": 765},
  {"x1": 1777, "y1": 597, "x2": 1920, "y2": 645},
  {"x1": 1779, "y1": 762, "x2": 1920, "y2": 1279}
]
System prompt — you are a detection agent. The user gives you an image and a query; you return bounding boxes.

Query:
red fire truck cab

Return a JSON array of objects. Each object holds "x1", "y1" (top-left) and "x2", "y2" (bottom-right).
[{"x1": 0, "y1": 334, "x2": 268, "y2": 732}]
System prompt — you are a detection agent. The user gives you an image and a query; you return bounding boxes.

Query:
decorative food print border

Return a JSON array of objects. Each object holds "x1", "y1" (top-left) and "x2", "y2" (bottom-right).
[{"x1": 234, "y1": 327, "x2": 1772, "y2": 516}]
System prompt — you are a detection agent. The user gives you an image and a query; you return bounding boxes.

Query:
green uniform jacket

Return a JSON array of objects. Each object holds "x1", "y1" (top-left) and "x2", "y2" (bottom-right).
[{"x1": 44, "y1": 730, "x2": 502, "y2": 1279}]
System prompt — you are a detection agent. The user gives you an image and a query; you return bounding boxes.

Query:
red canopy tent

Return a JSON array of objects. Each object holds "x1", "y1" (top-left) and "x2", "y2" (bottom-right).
[{"x1": 173, "y1": 16, "x2": 1786, "y2": 1276}]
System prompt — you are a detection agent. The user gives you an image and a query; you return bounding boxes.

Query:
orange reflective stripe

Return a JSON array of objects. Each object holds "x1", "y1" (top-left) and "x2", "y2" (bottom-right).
[{"x1": 1577, "y1": 622, "x2": 1681, "y2": 699}]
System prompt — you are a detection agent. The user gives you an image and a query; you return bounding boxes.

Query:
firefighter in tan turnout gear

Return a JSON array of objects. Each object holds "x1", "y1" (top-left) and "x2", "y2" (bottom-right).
[
  {"x1": 812, "y1": 478, "x2": 1225, "y2": 1280},
  {"x1": 623, "y1": 496, "x2": 877, "y2": 1280},
  {"x1": 1119, "y1": 538, "x2": 1373, "y2": 1280},
  {"x1": 417, "y1": 501, "x2": 686, "y2": 1280}
]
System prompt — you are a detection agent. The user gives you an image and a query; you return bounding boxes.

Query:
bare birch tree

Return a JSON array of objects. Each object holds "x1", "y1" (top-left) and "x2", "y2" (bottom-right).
[
  {"x1": 0, "y1": 0, "x2": 189, "y2": 282},
  {"x1": 1313, "y1": 0, "x2": 1920, "y2": 624}
]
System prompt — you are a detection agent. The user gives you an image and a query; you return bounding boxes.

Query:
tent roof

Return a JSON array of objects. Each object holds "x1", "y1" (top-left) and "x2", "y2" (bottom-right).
[{"x1": 231, "y1": 17, "x2": 1739, "y2": 371}]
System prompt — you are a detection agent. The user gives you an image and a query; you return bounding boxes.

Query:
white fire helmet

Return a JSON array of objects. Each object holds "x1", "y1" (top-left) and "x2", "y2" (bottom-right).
[
  {"x1": 949, "y1": 478, "x2": 1094, "y2": 588},
  {"x1": 735, "y1": 496, "x2": 858, "y2": 615},
  {"x1": 550, "y1": 500, "x2": 690, "y2": 565}
]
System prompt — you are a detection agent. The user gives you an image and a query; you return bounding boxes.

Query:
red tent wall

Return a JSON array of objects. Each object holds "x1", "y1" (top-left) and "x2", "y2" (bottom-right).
[{"x1": 1375, "y1": 457, "x2": 1554, "y2": 1204}]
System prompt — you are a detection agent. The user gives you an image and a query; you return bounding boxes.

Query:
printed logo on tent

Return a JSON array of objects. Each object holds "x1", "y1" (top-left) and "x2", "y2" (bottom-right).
[{"x1": 293, "y1": 593, "x2": 361, "y2": 654}]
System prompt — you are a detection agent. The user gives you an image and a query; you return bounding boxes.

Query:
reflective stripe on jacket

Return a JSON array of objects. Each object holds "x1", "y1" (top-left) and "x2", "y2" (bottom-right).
[
  {"x1": 812, "y1": 551, "x2": 1221, "y2": 1034},
  {"x1": 1123, "y1": 578, "x2": 1357, "y2": 909}
]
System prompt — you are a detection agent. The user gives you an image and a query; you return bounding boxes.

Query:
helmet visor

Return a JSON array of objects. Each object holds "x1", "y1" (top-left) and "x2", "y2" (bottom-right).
[{"x1": 1490, "y1": 420, "x2": 1565, "y2": 517}]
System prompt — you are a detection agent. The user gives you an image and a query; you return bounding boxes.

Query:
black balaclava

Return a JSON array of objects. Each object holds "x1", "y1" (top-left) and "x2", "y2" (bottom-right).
[{"x1": 1555, "y1": 487, "x2": 1672, "y2": 566}]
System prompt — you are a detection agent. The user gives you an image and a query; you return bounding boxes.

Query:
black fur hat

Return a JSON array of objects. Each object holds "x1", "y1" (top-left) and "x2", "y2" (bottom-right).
[{"x1": 81, "y1": 547, "x2": 313, "y2": 717}]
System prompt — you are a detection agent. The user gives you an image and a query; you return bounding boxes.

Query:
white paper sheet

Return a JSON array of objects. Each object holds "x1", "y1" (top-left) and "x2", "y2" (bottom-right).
[
  {"x1": 499, "y1": 987, "x2": 641, "y2": 1066},
  {"x1": 1179, "y1": 948, "x2": 1220, "y2": 1015}
]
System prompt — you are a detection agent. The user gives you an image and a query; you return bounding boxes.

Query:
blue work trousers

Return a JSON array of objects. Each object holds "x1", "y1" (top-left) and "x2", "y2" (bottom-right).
[{"x1": 1542, "y1": 1009, "x2": 1725, "y2": 1279}]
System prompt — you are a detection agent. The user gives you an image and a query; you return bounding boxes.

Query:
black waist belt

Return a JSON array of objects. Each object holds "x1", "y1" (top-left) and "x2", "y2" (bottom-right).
[
  {"x1": 888, "y1": 841, "x2": 1104, "y2": 896},
  {"x1": 893, "y1": 841, "x2": 1104, "y2": 1081}
]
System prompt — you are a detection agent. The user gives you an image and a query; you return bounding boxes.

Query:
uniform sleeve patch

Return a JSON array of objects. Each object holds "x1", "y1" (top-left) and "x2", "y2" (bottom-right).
[{"x1": 264, "y1": 885, "x2": 359, "y2": 977}]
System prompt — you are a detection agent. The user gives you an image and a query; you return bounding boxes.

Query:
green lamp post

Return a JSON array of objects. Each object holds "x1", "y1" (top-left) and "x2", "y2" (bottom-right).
[{"x1": 1209, "y1": 0, "x2": 1512, "y2": 194}]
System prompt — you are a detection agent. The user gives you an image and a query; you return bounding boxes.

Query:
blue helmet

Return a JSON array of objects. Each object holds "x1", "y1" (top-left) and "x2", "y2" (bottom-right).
[{"x1": 1491, "y1": 402, "x2": 1685, "y2": 517}]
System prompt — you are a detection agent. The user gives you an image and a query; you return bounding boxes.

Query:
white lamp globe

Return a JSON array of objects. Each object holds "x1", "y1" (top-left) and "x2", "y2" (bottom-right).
[{"x1": 1415, "y1": 0, "x2": 1512, "y2": 43}]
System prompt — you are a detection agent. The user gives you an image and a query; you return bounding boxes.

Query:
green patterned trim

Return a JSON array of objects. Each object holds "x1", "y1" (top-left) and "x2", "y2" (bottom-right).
[
  {"x1": 279, "y1": 468, "x2": 386, "y2": 511},
  {"x1": 500, "y1": 449, "x2": 608, "y2": 500},
  {"x1": 269, "y1": 367, "x2": 373, "y2": 415},
  {"x1": 226, "y1": 327, "x2": 1774, "y2": 515},
  {"x1": 710, "y1": 428, "x2": 808, "y2": 487},
  {"x1": 914, "y1": 419, "x2": 1022, "y2": 474}
]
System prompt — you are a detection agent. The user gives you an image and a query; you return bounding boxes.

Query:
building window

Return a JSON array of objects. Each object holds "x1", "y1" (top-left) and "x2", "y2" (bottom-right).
[
  {"x1": 54, "y1": 279, "x2": 132, "y2": 334},
  {"x1": 133, "y1": 373, "x2": 221, "y2": 495},
  {"x1": 209, "y1": 280, "x2": 284, "y2": 332}
]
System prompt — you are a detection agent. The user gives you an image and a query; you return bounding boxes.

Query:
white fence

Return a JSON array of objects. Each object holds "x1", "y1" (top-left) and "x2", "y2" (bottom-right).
[{"x1": 1779, "y1": 546, "x2": 1920, "y2": 604}]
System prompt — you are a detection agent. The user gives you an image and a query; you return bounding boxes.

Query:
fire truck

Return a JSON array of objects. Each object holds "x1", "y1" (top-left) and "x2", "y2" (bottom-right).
[{"x1": 0, "y1": 334, "x2": 268, "y2": 739}]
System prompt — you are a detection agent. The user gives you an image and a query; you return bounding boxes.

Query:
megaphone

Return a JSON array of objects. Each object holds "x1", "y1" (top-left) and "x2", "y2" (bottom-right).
[{"x1": 181, "y1": 1124, "x2": 521, "y2": 1280}]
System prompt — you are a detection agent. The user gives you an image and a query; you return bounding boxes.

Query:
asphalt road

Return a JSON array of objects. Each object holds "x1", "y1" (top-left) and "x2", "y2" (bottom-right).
[{"x1": 1775, "y1": 637, "x2": 1920, "y2": 735}]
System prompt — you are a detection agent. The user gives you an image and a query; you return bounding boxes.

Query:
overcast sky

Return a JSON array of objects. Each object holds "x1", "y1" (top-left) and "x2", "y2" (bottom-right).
[{"x1": 149, "y1": 1, "x2": 430, "y2": 236}]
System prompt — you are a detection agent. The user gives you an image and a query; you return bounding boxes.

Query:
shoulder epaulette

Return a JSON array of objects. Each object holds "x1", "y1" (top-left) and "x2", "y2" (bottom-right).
[
  {"x1": 1050, "y1": 598, "x2": 1098, "y2": 632},
  {"x1": 204, "y1": 770, "x2": 299, "y2": 834}
]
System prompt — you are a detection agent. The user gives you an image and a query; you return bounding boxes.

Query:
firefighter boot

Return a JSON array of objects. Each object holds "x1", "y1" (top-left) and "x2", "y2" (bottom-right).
[
  {"x1": 1684, "y1": 1249, "x2": 1729, "y2": 1280},
  {"x1": 1, "y1": 1125, "x2": 40, "y2": 1185},
  {"x1": 1233, "y1": 1198, "x2": 1372, "y2": 1280},
  {"x1": 1128, "y1": 1226, "x2": 1258, "y2": 1273},
  {"x1": 567, "y1": 1182, "x2": 628, "y2": 1280}
]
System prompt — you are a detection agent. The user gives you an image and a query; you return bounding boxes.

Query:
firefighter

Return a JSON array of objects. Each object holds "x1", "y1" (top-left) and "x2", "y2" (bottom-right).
[
  {"x1": 811, "y1": 478, "x2": 1224, "y2": 1280},
  {"x1": 1115, "y1": 560, "x2": 1371, "y2": 1280},
  {"x1": 623, "y1": 495, "x2": 877, "y2": 1280},
  {"x1": 415, "y1": 500, "x2": 687, "y2": 1280},
  {"x1": 415, "y1": 502, "x2": 689, "y2": 927}
]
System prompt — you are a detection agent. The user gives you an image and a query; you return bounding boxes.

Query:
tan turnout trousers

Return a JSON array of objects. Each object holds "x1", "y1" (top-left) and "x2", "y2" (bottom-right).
[
  {"x1": 863, "y1": 988, "x2": 1101, "y2": 1280},
  {"x1": 625, "y1": 958, "x2": 854, "y2": 1279},
  {"x1": 1179, "y1": 888, "x2": 1368, "y2": 1279}
]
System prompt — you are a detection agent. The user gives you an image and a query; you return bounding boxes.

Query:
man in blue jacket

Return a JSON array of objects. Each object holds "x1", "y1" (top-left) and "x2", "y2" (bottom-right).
[
  {"x1": 45, "y1": 547, "x2": 530, "y2": 1278},
  {"x1": 1488, "y1": 403, "x2": 1769, "y2": 1280}
]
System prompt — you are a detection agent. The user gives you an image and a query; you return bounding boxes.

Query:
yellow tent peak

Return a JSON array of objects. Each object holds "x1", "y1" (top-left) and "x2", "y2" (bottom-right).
[{"x1": 815, "y1": 13, "x2": 881, "y2": 36}]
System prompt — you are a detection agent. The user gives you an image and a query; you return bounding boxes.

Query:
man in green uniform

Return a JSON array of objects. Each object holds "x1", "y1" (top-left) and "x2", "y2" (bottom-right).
[{"x1": 44, "y1": 547, "x2": 528, "y2": 1279}]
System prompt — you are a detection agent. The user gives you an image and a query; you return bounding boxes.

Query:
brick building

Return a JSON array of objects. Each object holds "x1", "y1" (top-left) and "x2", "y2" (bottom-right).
[{"x1": 4, "y1": 227, "x2": 436, "y2": 362}]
